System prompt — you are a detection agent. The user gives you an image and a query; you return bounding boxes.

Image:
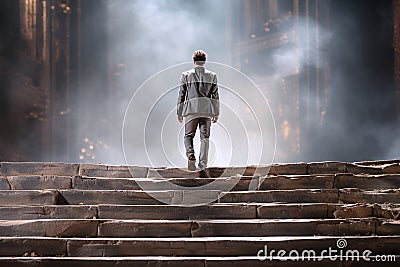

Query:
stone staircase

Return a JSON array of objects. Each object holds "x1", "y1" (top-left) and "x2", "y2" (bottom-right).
[{"x1": 0, "y1": 160, "x2": 399, "y2": 266}]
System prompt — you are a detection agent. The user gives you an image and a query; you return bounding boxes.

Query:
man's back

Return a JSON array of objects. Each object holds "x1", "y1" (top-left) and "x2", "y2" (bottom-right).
[{"x1": 178, "y1": 65, "x2": 219, "y2": 117}]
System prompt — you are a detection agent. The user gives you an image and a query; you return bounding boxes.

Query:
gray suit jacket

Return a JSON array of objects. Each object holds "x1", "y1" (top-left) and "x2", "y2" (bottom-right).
[{"x1": 177, "y1": 66, "x2": 219, "y2": 117}]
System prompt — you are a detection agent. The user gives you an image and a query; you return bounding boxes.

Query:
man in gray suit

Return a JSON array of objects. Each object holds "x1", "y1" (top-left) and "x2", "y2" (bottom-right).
[{"x1": 177, "y1": 50, "x2": 219, "y2": 177}]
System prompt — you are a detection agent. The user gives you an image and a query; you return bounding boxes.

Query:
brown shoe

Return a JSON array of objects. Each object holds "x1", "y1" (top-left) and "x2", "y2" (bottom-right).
[{"x1": 188, "y1": 155, "x2": 196, "y2": 171}]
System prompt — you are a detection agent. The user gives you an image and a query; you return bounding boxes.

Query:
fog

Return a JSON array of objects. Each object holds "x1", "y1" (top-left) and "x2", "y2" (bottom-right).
[
  {"x1": 2, "y1": 0, "x2": 397, "y2": 165},
  {"x1": 76, "y1": 0, "x2": 398, "y2": 167}
]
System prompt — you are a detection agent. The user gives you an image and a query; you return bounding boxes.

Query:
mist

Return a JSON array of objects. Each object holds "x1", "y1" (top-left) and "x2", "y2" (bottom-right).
[
  {"x1": 1, "y1": 0, "x2": 398, "y2": 165},
  {"x1": 80, "y1": 0, "x2": 399, "y2": 166}
]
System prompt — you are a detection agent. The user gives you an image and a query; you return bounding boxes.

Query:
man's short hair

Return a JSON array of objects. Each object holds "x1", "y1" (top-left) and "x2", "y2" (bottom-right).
[{"x1": 193, "y1": 50, "x2": 207, "y2": 65}]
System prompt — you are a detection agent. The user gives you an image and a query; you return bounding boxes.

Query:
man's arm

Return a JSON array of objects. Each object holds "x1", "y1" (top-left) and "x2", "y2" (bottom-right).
[
  {"x1": 177, "y1": 73, "x2": 187, "y2": 122},
  {"x1": 210, "y1": 74, "x2": 219, "y2": 122}
]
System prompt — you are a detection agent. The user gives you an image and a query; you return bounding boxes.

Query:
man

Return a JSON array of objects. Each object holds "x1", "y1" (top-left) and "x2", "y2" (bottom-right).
[{"x1": 177, "y1": 50, "x2": 219, "y2": 178}]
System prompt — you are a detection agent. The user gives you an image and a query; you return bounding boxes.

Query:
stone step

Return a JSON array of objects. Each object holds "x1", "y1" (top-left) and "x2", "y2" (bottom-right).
[
  {"x1": 2, "y1": 161, "x2": 399, "y2": 179},
  {"x1": 1, "y1": 218, "x2": 396, "y2": 237},
  {"x1": 0, "y1": 236, "x2": 399, "y2": 257},
  {"x1": 72, "y1": 175, "x2": 335, "y2": 191},
  {"x1": 0, "y1": 189, "x2": 398, "y2": 206},
  {"x1": 0, "y1": 256, "x2": 398, "y2": 267},
  {"x1": 58, "y1": 189, "x2": 338, "y2": 205},
  {"x1": 1, "y1": 174, "x2": 399, "y2": 191},
  {"x1": 58, "y1": 190, "x2": 221, "y2": 205},
  {"x1": 0, "y1": 203, "x2": 398, "y2": 220}
]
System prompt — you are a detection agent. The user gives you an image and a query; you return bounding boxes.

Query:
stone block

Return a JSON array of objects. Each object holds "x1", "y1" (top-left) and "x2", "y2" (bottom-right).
[
  {"x1": 267, "y1": 163, "x2": 308, "y2": 175},
  {"x1": 190, "y1": 219, "x2": 375, "y2": 237},
  {"x1": 98, "y1": 220, "x2": 192, "y2": 237},
  {"x1": 376, "y1": 220, "x2": 400, "y2": 235},
  {"x1": 382, "y1": 163, "x2": 400, "y2": 174},
  {"x1": 79, "y1": 164, "x2": 148, "y2": 178},
  {"x1": 339, "y1": 189, "x2": 400, "y2": 204},
  {"x1": 257, "y1": 203, "x2": 329, "y2": 219},
  {"x1": 335, "y1": 174, "x2": 400, "y2": 189},
  {"x1": 7, "y1": 175, "x2": 71, "y2": 190},
  {"x1": 0, "y1": 162, "x2": 79, "y2": 176},
  {"x1": 59, "y1": 190, "x2": 166, "y2": 205},
  {"x1": 0, "y1": 205, "x2": 97, "y2": 220},
  {"x1": 373, "y1": 203, "x2": 400, "y2": 219},
  {"x1": 219, "y1": 189, "x2": 339, "y2": 203},
  {"x1": 0, "y1": 237, "x2": 66, "y2": 256},
  {"x1": 308, "y1": 161, "x2": 347, "y2": 174},
  {"x1": 346, "y1": 163, "x2": 384, "y2": 175},
  {"x1": 0, "y1": 219, "x2": 98, "y2": 237},
  {"x1": 333, "y1": 204, "x2": 373, "y2": 218},
  {"x1": 98, "y1": 204, "x2": 256, "y2": 220},
  {"x1": 147, "y1": 168, "x2": 200, "y2": 178},
  {"x1": 258, "y1": 175, "x2": 334, "y2": 190},
  {"x1": 67, "y1": 239, "x2": 206, "y2": 257},
  {"x1": 0, "y1": 190, "x2": 57, "y2": 205}
]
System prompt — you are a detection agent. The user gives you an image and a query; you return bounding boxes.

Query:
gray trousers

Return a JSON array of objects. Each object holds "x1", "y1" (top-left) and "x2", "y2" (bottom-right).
[{"x1": 184, "y1": 115, "x2": 211, "y2": 170}]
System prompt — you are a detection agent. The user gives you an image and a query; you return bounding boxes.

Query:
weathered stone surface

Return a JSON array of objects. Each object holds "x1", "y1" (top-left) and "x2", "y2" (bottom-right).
[
  {"x1": 59, "y1": 190, "x2": 164, "y2": 205},
  {"x1": 99, "y1": 220, "x2": 192, "y2": 237},
  {"x1": 263, "y1": 163, "x2": 308, "y2": 175},
  {"x1": 74, "y1": 176, "x2": 252, "y2": 191},
  {"x1": 0, "y1": 176, "x2": 10, "y2": 190},
  {"x1": 258, "y1": 175, "x2": 334, "y2": 190},
  {"x1": 79, "y1": 164, "x2": 149, "y2": 178},
  {"x1": 59, "y1": 190, "x2": 219, "y2": 205},
  {"x1": 0, "y1": 237, "x2": 66, "y2": 256},
  {"x1": 190, "y1": 219, "x2": 375, "y2": 237},
  {"x1": 382, "y1": 163, "x2": 400, "y2": 174},
  {"x1": 346, "y1": 163, "x2": 384, "y2": 175},
  {"x1": 98, "y1": 204, "x2": 256, "y2": 220},
  {"x1": 0, "y1": 162, "x2": 79, "y2": 176},
  {"x1": 0, "y1": 219, "x2": 98, "y2": 237},
  {"x1": 0, "y1": 190, "x2": 57, "y2": 205},
  {"x1": 219, "y1": 189, "x2": 339, "y2": 203},
  {"x1": 339, "y1": 188, "x2": 400, "y2": 204},
  {"x1": 67, "y1": 239, "x2": 207, "y2": 257},
  {"x1": 0, "y1": 206, "x2": 97, "y2": 220},
  {"x1": 147, "y1": 168, "x2": 200, "y2": 178},
  {"x1": 74, "y1": 176, "x2": 236, "y2": 191},
  {"x1": 73, "y1": 175, "x2": 335, "y2": 191},
  {"x1": 257, "y1": 203, "x2": 329, "y2": 219},
  {"x1": 355, "y1": 159, "x2": 400, "y2": 166},
  {"x1": 373, "y1": 203, "x2": 400, "y2": 219},
  {"x1": 308, "y1": 161, "x2": 347, "y2": 175},
  {"x1": 376, "y1": 220, "x2": 400, "y2": 235},
  {"x1": 335, "y1": 174, "x2": 400, "y2": 189},
  {"x1": 207, "y1": 166, "x2": 257, "y2": 177},
  {"x1": 73, "y1": 176, "x2": 142, "y2": 190},
  {"x1": 63, "y1": 236, "x2": 400, "y2": 257},
  {"x1": 7, "y1": 175, "x2": 71, "y2": 190},
  {"x1": 0, "y1": 258, "x2": 207, "y2": 267},
  {"x1": 333, "y1": 204, "x2": 373, "y2": 219}
]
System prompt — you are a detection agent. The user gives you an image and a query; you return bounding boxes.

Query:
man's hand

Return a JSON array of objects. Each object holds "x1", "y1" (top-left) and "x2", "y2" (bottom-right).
[
  {"x1": 211, "y1": 116, "x2": 218, "y2": 123},
  {"x1": 177, "y1": 115, "x2": 183, "y2": 123}
]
